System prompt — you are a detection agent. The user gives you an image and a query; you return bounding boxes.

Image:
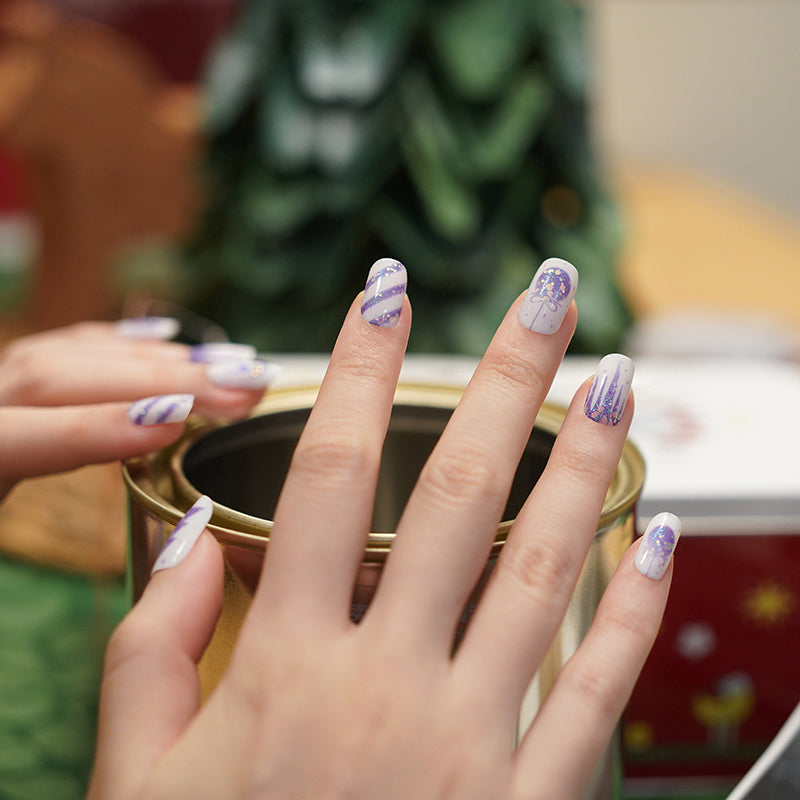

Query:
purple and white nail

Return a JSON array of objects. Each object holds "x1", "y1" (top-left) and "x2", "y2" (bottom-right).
[
  {"x1": 151, "y1": 495, "x2": 213, "y2": 574},
  {"x1": 635, "y1": 512, "x2": 681, "y2": 580},
  {"x1": 128, "y1": 393, "x2": 194, "y2": 426},
  {"x1": 190, "y1": 342, "x2": 257, "y2": 363},
  {"x1": 518, "y1": 258, "x2": 579, "y2": 334},
  {"x1": 361, "y1": 258, "x2": 407, "y2": 328},
  {"x1": 206, "y1": 358, "x2": 281, "y2": 389},
  {"x1": 115, "y1": 316, "x2": 180, "y2": 340},
  {"x1": 584, "y1": 353, "x2": 634, "y2": 427}
]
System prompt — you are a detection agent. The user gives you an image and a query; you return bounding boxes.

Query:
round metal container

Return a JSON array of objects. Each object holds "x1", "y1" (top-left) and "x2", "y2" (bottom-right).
[{"x1": 123, "y1": 382, "x2": 644, "y2": 800}]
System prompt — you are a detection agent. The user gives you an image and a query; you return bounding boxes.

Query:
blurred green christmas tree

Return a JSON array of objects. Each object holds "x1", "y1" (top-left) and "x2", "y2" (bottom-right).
[{"x1": 183, "y1": 0, "x2": 630, "y2": 355}]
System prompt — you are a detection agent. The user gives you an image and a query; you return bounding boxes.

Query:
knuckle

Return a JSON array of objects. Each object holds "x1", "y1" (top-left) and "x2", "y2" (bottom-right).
[
  {"x1": 499, "y1": 536, "x2": 575, "y2": 607},
  {"x1": 558, "y1": 439, "x2": 609, "y2": 488},
  {"x1": 291, "y1": 430, "x2": 380, "y2": 483},
  {"x1": 3, "y1": 350, "x2": 47, "y2": 401},
  {"x1": 419, "y1": 446, "x2": 501, "y2": 508},
  {"x1": 483, "y1": 348, "x2": 545, "y2": 396},
  {"x1": 567, "y1": 662, "x2": 621, "y2": 720}
]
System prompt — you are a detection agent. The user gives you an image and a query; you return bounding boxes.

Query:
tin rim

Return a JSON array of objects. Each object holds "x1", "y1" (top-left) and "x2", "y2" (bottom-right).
[{"x1": 122, "y1": 383, "x2": 645, "y2": 560}]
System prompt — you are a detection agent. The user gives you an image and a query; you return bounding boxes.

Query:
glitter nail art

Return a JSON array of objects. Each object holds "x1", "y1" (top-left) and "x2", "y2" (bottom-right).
[
  {"x1": 206, "y1": 358, "x2": 281, "y2": 389},
  {"x1": 518, "y1": 258, "x2": 579, "y2": 334},
  {"x1": 361, "y1": 258, "x2": 407, "y2": 327},
  {"x1": 151, "y1": 495, "x2": 213, "y2": 574},
  {"x1": 584, "y1": 354, "x2": 634, "y2": 426},
  {"x1": 635, "y1": 512, "x2": 681, "y2": 580},
  {"x1": 190, "y1": 342, "x2": 257, "y2": 363},
  {"x1": 115, "y1": 316, "x2": 180, "y2": 340},
  {"x1": 128, "y1": 393, "x2": 194, "y2": 426}
]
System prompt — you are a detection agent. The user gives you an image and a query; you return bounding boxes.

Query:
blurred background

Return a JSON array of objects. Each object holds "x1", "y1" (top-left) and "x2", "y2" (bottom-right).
[{"x1": 0, "y1": 1, "x2": 798, "y2": 799}]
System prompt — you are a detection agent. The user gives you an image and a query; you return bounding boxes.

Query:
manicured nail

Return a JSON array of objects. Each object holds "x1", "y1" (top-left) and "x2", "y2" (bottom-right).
[
  {"x1": 190, "y1": 342, "x2": 257, "y2": 363},
  {"x1": 584, "y1": 353, "x2": 634, "y2": 426},
  {"x1": 635, "y1": 512, "x2": 681, "y2": 580},
  {"x1": 518, "y1": 258, "x2": 579, "y2": 334},
  {"x1": 206, "y1": 358, "x2": 281, "y2": 389},
  {"x1": 115, "y1": 316, "x2": 180, "y2": 340},
  {"x1": 151, "y1": 495, "x2": 213, "y2": 574},
  {"x1": 128, "y1": 393, "x2": 194, "y2": 425},
  {"x1": 361, "y1": 258, "x2": 407, "y2": 327}
]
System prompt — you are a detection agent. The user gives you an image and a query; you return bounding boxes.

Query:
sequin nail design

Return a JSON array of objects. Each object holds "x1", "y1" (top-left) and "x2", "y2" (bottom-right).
[
  {"x1": 206, "y1": 358, "x2": 281, "y2": 389},
  {"x1": 361, "y1": 258, "x2": 407, "y2": 327},
  {"x1": 115, "y1": 316, "x2": 180, "y2": 340},
  {"x1": 584, "y1": 353, "x2": 634, "y2": 426},
  {"x1": 635, "y1": 512, "x2": 681, "y2": 580},
  {"x1": 151, "y1": 495, "x2": 213, "y2": 574},
  {"x1": 190, "y1": 343, "x2": 257, "y2": 363},
  {"x1": 128, "y1": 393, "x2": 194, "y2": 426},
  {"x1": 518, "y1": 258, "x2": 579, "y2": 334}
]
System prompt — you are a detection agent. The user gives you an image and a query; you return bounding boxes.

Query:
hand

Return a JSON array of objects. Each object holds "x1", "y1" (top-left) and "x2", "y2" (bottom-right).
[
  {"x1": 89, "y1": 260, "x2": 679, "y2": 800},
  {"x1": 0, "y1": 319, "x2": 273, "y2": 499}
]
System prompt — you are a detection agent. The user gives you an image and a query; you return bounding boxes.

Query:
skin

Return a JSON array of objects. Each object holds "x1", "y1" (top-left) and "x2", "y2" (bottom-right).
[
  {"x1": 0, "y1": 321, "x2": 264, "y2": 499},
  {"x1": 86, "y1": 293, "x2": 673, "y2": 800}
]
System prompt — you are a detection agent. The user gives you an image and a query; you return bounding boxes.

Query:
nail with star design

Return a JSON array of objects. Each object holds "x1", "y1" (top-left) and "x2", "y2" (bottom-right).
[
  {"x1": 128, "y1": 393, "x2": 194, "y2": 426},
  {"x1": 518, "y1": 257, "x2": 579, "y2": 334},
  {"x1": 361, "y1": 258, "x2": 407, "y2": 328},
  {"x1": 635, "y1": 512, "x2": 681, "y2": 580},
  {"x1": 584, "y1": 353, "x2": 634, "y2": 427},
  {"x1": 151, "y1": 495, "x2": 213, "y2": 574},
  {"x1": 206, "y1": 358, "x2": 282, "y2": 389}
]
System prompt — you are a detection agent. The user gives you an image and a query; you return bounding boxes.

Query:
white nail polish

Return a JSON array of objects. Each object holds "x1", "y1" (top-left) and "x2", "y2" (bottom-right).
[
  {"x1": 115, "y1": 316, "x2": 181, "y2": 340},
  {"x1": 584, "y1": 353, "x2": 634, "y2": 427},
  {"x1": 190, "y1": 342, "x2": 257, "y2": 363},
  {"x1": 206, "y1": 359, "x2": 281, "y2": 389},
  {"x1": 518, "y1": 258, "x2": 579, "y2": 334},
  {"x1": 635, "y1": 512, "x2": 681, "y2": 580},
  {"x1": 128, "y1": 393, "x2": 194, "y2": 425},
  {"x1": 361, "y1": 258, "x2": 407, "y2": 327},
  {"x1": 151, "y1": 495, "x2": 213, "y2": 574}
]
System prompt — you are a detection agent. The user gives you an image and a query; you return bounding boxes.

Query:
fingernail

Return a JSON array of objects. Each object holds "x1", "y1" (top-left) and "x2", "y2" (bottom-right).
[
  {"x1": 128, "y1": 393, "x2": 194, "y2": 425},
  {"x1": 635, "y1": 512, "x2": 681, "y2": 580},
  {"x1": 115, "y1": 316, "x2": 180, "y2": 340},
  {"x1": 151, "y1": 495, "x2": 213, "y2": 574},
  {"x1": 584, "y1": 353, "x2": 634, "y2": 426},
  {"x1": 361, "y1": 258, "x2": 407, "y2": 327},
  {"x1": 190, "y1": 342, "x2": 257, "y2": 363},
  {"x1": 518, "y1": 258, "x2": 578, "y2": 334},
  {"x1": 206, "y1": 358, "x2": 281, "y2": 389}
]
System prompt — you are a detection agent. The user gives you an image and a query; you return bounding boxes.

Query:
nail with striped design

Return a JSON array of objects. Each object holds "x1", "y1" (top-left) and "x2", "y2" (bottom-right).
[
  {"x1": 128, "y1": 393, "x2": 194, "y2": 426},
  {"x1": 361, "y1": 258, "x2": 407, "y2": 328},
  {"x1": 584, "y1": 354, "x2": 634, "y2": 427},
  {"x1": 151, "y1": 495, "x2": 213, "y2": 574}
]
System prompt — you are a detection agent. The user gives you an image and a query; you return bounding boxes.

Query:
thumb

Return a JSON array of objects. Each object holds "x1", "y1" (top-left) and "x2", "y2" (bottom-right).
[{"x1": 88, "y1": 497, "x2": 224, "y2": 800}]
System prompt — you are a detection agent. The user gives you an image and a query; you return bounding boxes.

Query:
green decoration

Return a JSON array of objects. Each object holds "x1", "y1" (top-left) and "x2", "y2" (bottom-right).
[{"x1": 184, "y1": 0, "x2": 630, "y2": 355}]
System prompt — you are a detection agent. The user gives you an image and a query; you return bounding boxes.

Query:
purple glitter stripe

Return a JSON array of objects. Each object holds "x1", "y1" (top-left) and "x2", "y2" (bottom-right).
[
  {"x1": 134, "y1": 396, "x2": 162, "y2": 425},
  {"x1": 156, "y1": 399, "x2": 180, "y2": 424},
  {"x1": 370, "y1": 308, "x2": 402, "y2": 326},
  {"x1": 361, "y1": 282, "x2": 406, "y2": 313},
  {"x1": 364, "y1": 262, "x2": 404, "y2": 291}
]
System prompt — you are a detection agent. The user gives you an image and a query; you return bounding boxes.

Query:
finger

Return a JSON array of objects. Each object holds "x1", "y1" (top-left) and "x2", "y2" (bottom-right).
[
  {"x1": 513, "y1": 519, "x2": 679, "y2": 799},
  {"x1": 365, "y1": 261, "x2": 578, "y2": 649},
  {"x1": 0, "y1": 347, "x2": 271, "y2": 419},
  {"x1": 0, "y1": 400, "x2": 191, "y2": 497},
  {"x1": 455, "y1": 356, "x2": 635, "y2": 719},
  {"x1": 89, "y1": 515, "x2": 223, "y2": 800},
  {"x1": 251, "y1": 260, "x2": 410, "y2": 628}
]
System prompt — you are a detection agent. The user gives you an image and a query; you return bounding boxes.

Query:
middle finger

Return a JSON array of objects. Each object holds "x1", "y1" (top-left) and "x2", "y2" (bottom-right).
[{"x1": 365, "y1": 259, "x2": 578, "y2": 649}]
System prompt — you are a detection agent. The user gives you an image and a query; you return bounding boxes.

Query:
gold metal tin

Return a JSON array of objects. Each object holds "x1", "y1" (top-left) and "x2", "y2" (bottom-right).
[{"x1": 123, "y1": 382, "x2": 644, "y2": 800}]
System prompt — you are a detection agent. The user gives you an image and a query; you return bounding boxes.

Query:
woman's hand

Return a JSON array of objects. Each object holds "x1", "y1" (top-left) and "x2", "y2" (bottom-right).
[
  {"x1": 89, "y1": 259, "x2": 679, "y2": 800},
  {"x1": 0, "y1": 319, "x2": 273, "y2": 499}
]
